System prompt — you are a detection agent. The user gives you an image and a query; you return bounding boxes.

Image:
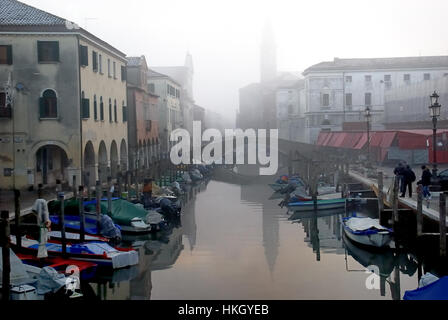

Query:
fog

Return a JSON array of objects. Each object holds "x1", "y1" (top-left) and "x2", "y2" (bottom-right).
[{"x1": 21, "y1": 0, "x2": 448, "y2": 125}]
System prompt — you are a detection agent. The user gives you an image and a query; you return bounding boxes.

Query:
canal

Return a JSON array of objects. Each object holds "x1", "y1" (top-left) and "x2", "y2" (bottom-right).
[{"x1": 85, "y1": 177, "x2": 422, "y2": 300}]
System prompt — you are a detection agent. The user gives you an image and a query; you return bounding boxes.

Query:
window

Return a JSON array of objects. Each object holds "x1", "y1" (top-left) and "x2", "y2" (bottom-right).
[
  {"x1": 113, "y1": 62, "x2": 116, "y2": 79},
  {"x1": 345, "y1": 93, "x2": 352, "y2": 107},
  {"x1": 99, "y1": 54, "x2": 103, "y2": 73},
  {"x1": 384, "y1": 74, "x2": 391, "y2": 82},
  {"x1": 365, "y1": 92, "x2": 372, "y2": 106},
  {"x1": 81, "y1": 91, "x2": 90, "y2": 119},
  {"x1": 345, "y1": 76, "x2": 352, "y2": 83},
  {"x1": 114, "y1": 99, "x2": 117, "y2": 122},
  {"x1": 37, "y1": 41, "x2": 59, "y2": 62},
  {"x1": 148, "y1": 83, "x2": 155, "y2": 92},
  {"x1": 121, "y1": 65, "x2": 126, "y2": 81},
  {"x1": 107, "y1": 59, "x2": 111, "y2": 77},
  {"x1": 146, "y1": 120, "x2": 152, "y2": 132},
  {"x1": 0, "y1": 92, "x2": 5, "y2": 107},
  {"x1": 0, "y1": 91, "x2": 11, "y2": 118},
  {"x1": 39, "y1": 89, "x2": 58, "y2": 118},
  {"x1": 100, "y1": 97, "x2": 104, "y2": 120},
  {"x1": 92, "y1": 51, "x2": 98, "y2": 72},
  {"x1": 93, "y1": 95, "x2": 98, "y2": 120},
  {"x1": 424, "y1": 73, "x2": 431, "y2": 80},
  {"x1": 79, "y1": 45, "x2": 88, "y2": 66},
  {"x1": 288, "y1": 104, "x2": 293, "y2": 114},
  {"x1": 404, "y1": 74, "x2": 410, "y2": 81},
  {"x1": 0, "y1": 45, "x2": 12, "y2": 65},
  {"x1": 365, "y1": 75, "x2": 372, "y2": 82},
  {"x1": 122, "y1": 102, "x2": 127, "y2": 122},
  {"x1": 322, "y1": 93, "x2": 330, "y2": 107},
  {"x1": 109, "y1": 98, "x2": 112, "y2": 122}
]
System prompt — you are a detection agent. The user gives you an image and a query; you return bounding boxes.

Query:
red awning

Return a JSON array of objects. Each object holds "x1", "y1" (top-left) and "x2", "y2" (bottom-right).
[
  {"x1": 353, "y1": 133, "x2": 368, "y2": 149},
  {"x1": 316, "y1": 132, "x2": 329, "y2": 146}
]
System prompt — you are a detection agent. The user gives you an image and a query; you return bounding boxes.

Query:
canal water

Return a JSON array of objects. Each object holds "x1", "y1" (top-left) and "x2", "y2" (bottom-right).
[{"x1": 85, "y1": 177, "x2": 422, "y2": 300}]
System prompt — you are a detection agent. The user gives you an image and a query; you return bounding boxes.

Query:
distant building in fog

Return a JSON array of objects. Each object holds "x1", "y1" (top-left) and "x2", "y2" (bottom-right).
[
  {"x1": 302, "y1": 56, "x2": 448, "y2": 144},
  {"x1": 126, "y1": 55, "x2": 160, "y2": 178},
  {"x1": 237, "y1": 20, "x2": 279, "y2": 130},
  {"x1": 384, "y1": 75, "x2": 448, "y2": 130},
  {"x1": 151, "y1": 53, "x2": 195, "y2": 135}
]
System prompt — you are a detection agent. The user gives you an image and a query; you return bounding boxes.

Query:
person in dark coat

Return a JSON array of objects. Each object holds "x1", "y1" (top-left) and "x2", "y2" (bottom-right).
[
  {"x1": 394, "y1": 162, "x2": 405, "y2": 195},
  {"x1": 420, "y1": 165, "x2": 432, "y2": 199},
  {"x1": 401, "y1": 165, "x2": 416, "y2": 198}
]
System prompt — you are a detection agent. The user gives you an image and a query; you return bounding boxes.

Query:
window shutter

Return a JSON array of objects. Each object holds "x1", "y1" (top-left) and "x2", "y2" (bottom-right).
[
  {"x1": 37, "y1": 42, "x2": 43, "y2": 62},
  {"x1": 82, "y1": 98, "x2": 90, "y2": 118},
  {"x1": 92, "y1": 51, "x2": 98, "y2": 71},
  {"x1": 54, "y1": 42, "x2": 59, "y2": 62},
  {"x1": 6, "y1": 45, "x2": 12, "y2": 65},
  {"x1": 80, "y1": 45, "x2": 88, "y2": 66},
  {"x1": 121, "y1": 66, "x2": 127, "y2": 81},
  {"x1": 39, "y1": 97, "x2": 45, "y2": 118},
  {"x1": 122, "y1": 106, "x2": 127, "y2": 122}
]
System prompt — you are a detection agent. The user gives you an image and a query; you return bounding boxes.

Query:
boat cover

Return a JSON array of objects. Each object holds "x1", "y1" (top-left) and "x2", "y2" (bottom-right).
[
  {"x1": 0, "y1": 248, "x2": 33, "y2": 286},
  {"x1": 403, "y1": 276, "x2": 448, "y2": 300},
  {"x1": 345, "y1": 217, "x2": 391, "y2": 235}
]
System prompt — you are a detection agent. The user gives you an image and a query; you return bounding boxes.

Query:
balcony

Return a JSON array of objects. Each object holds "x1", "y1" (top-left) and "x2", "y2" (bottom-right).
[{"x1": 0, "y1": 106, "x2": 12, "y2": 118}]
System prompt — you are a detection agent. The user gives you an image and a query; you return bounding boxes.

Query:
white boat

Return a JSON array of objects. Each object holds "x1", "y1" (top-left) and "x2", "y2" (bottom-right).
[{"x1": 342, "y1": 216, "x2": 393, "y2": 248}]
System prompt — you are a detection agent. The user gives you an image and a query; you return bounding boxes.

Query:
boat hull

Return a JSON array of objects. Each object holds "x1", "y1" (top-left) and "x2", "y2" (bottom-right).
[
  {"x1": 342, "y1": 218, "x2": 393, "y2": 248},
  {"x1": 288, "y1": 199, "x2": 346, "y2": 212}
]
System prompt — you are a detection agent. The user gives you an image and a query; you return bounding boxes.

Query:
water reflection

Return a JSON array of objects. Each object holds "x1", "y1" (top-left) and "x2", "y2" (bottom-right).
[{"x1": 83, "y1": 176, "x2": 441, "y2": 300}]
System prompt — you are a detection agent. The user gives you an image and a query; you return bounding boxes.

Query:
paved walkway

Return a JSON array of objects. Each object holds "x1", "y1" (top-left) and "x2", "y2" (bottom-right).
[
  {"x1": 349, "y1": 165, "x2": 448, "y2": 224},
  {"x1": 0, "y1": 187, "x2": 74, "y2": 220}
]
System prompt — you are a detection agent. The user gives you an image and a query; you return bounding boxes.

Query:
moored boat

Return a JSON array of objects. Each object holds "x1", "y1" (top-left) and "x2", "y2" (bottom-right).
[
  {"x1": 11, "y1": 236, "x2": 139, "y2": 269},
  {"x1": 287, "y1": 198, "x2": 346, "y2": 212},
  {"x1": 342, "y1": 216, "x2": 393, "y2": 248}
]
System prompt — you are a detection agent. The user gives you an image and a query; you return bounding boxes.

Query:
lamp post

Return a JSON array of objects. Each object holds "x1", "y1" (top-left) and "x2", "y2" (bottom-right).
[
  {"x1": 429, "y1": 91, "x2": 441, "y2": 177},
  {"x1": 365, "y1": 105, "x2": 372, "y2": 165}
]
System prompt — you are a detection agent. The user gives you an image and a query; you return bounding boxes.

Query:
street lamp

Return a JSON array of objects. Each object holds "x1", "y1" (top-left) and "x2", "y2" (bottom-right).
[
  {"x1": 365, "y1": 105, "x2": 372, "y2": 165},
  {"x1": 429, "y1": 91, "x2": 441, "y2": 176}
]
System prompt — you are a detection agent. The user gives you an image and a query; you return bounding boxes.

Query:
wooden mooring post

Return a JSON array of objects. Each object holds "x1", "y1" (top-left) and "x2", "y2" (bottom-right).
[
  {"x1": 95, "y1": 180, "x2": 102, "y2": 235},
  {"x1": 58, "y1": 192, "x2": 67, "y2": 257},
  {"x1": 416, "y1": 185, "x2": 423, "y2": 237},
  {"x1": 377, "y1": 171, "x2": 384, "y2": 216},
  {"x1": 1, "y1": 210, "x2": 10, "y2": 301},
  {"x1": 79, "y1": 185, "x2": 85, "y2": 242},
  {"x1": 14, "y1": 189, "x2": 21, "y2": 249},
  {"x1": 440, "y1": 192, "x2": 446, "y2": 257},
  {"x1": 72, "y1": 175, "x2": 77, "y2": 199},
  {"x1": 392, "y1": 177, "x2": 399, "y2": 225},
  {"x1": 107, "y1": 176, "x2": 112, "y2": 214}
]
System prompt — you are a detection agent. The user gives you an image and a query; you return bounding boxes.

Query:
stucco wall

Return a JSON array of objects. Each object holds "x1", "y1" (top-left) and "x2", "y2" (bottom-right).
[{"x1": 0, "y1": 33, "x2": 81, "y2": 189}]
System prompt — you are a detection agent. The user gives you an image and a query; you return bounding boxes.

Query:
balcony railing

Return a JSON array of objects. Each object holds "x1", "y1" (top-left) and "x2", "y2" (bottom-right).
[{"x1": 0, "y1": 106, "x2": 12, "y2": 118}]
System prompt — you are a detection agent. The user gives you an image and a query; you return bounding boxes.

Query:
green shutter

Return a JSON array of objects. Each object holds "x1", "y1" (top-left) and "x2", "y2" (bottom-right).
[
  {"x1": 54, "y1": 42, "x2": 59, "y2": 62},
  {"x1": 6, "y1": 45, "x2": 12, "y2": 65},
  {"x1": 82, "y1": 98, "x2": 90, "y2": 118},
  {"x1": 39, "y1": 97, "x2": 45, "y2": 118},
  {"x1": 122, "y1": 106, "x2": 127, "y2": 122},
  {"x1": 94, "y1": 100, "x2": 98, "y2": 120},
  {"x1": 80, "y1": 45, "x2": 88, "y2": 66},
  {"x1": 121, "y1": 66, "x2": 127, "y2": 81}
]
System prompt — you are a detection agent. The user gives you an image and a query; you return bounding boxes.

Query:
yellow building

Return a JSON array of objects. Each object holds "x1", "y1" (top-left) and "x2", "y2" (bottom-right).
[{"x1": 0, "y1": 0, "x2": 128, "y2": 189}]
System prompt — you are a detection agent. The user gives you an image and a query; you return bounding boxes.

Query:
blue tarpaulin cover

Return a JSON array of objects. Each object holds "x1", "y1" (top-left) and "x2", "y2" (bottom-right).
[{"x1": 403, "y1": 276, "x2": 448, "y2": 300}]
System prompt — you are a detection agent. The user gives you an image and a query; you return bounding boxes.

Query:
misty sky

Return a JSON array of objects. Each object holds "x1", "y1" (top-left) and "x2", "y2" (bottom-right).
[{"x1": 21, "y1": 0, "x2": 448, "y2": 124}]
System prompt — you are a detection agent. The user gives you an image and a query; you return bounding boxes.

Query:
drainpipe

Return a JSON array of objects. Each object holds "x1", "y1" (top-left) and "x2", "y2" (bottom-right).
[{"x1": 76, "y1": 35, "x2": 84, "y2": 187}]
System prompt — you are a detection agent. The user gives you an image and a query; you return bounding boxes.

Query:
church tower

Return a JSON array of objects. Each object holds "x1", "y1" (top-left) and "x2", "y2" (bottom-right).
[{"x1": 260, "y1": 20, "x2": 277, "y2": 83}]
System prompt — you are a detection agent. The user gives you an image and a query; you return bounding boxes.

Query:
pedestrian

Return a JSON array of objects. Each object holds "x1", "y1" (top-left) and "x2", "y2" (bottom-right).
[
  {"x1": 142, "y1": 178, "x2": 153, "y2": 208},
  {"x1": 401, "y1": 165, "x2": 416, "y2": 198},
  {"x1": 31, "y1": 187, "x2": 51, "y2": 259},
  {"x1": 419, "y1": 165, "x2": 432, "y2": 200},
  {"x1": 394, "y1": 162, "x2": 405, "y2": 195}
]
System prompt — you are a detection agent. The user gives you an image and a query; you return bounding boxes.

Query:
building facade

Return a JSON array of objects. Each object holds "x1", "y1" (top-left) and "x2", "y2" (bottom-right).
[
  {"x1": 148, "y1": 69, "x2": 181, "y2": 156},
  {"x1": 151, "y1": 53, "x2": 195, "y2": 135},
  {"x1": 301, "y1": 56, "x2": 448, "y2": 144},
  {"x1": 126, "y1": 56, "x2": 160, "y2": 180},
  {"x1": 0, "y1": 0, "x2": 128, "y2": 189}
]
